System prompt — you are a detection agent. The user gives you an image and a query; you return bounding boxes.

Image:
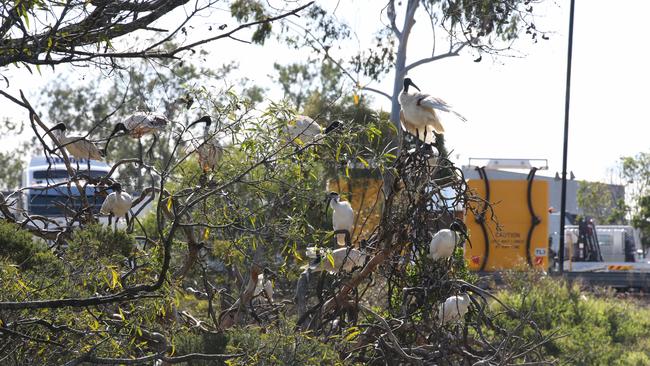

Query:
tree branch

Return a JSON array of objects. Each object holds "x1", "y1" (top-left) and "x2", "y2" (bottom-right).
[
  {"x1": 405, "y1": 42, "x2": 468, "y2": 72},
  {"x1": 386, "y1": 0, "x2": 402, "y2": 38}
]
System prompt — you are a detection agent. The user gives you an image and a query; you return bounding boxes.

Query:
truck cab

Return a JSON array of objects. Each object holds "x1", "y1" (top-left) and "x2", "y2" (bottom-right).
[{"x1": 21, "y1": 156, "x2": 111, "y2": 226}]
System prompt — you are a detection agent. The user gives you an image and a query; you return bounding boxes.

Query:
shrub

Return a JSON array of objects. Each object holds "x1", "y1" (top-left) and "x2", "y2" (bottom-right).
[
  {"x1": 68, "y1": 223, "x2": 134, "y2": 258},
  {"x1": 494, "y1": 272, "x2": 650, "y2": 365},
  {"x1": 225, "y1": 320, "x2": 344, "y2": 365},
  {"x1": 0, "y1": 220, "x2": 59, "y2": 270}
]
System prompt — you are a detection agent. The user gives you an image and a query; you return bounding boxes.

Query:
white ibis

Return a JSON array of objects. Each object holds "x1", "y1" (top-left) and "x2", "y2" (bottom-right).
[
  {"x1": 438, "y1": 293, "x2": 470, "y2": 324},
  {"x1": 282, "y1": 115, "x2": 341, "y2": 146},
  {"x1": 186, "y1": 116, "x2": 223, "y2": 172},
  {"x1": 105, "y1": 112, "x2": 170, "y2": 159},
  {"x1": 429, "y1": 229, "x2": 458, "y2": 261},
  {"x1": 44, "y1": 123, "x2": 105, "y2": 161},
  {"x1": 99, "y1": 182, "x2": 133, "y2": 229},
  {"x1": 254, "y1": 273, "x2": 274, "y2": 303},
  {"x1": 326, "y1": 192, "x2": 354, "y2": 246},
  {"x1": 303, "y1": 247, "x2": 367, "y2": 274},
  {"x1": 399, "y1": 78, "x2": 466, "y2": 144}
]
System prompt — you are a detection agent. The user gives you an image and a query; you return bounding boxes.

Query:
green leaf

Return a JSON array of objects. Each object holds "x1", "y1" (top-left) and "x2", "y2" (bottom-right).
[
  {"x1": 357, "y1": 156, "x2": 369, "y2": 168},
  {"x1": 326, "y1": 252, "x2": 335, "y2": 268},
  {"x1": 203, "y1": 228, "x2": 210, "y2": 240},
  {"x1": 110, "y1": 268, "x2": 119, "y2": 289},
  {"x1": 345, "y1": 327, "x2": 361, "y2": 341},
  {"x1": 166, "y1": 196, "x2": 173, "y2": 212}
]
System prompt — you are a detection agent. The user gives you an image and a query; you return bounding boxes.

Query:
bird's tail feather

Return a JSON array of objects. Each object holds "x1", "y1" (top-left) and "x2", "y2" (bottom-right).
[{"x1": 451, "y1": 110, "x2": 468, "y2": 123}]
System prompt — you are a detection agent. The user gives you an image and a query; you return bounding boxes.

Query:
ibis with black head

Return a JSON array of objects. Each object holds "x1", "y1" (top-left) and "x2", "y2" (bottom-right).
[{"x1": 399, "y1": 78, "x2": 466, "y2": 144}]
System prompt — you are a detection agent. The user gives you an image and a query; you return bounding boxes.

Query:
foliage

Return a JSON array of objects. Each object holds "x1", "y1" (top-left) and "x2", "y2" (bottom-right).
[
  {"x1": 0, "y1": 221, "x2": 57, "y2": 270},
  {"x1": 0, "y1": 1, "x2": 561, "y2": 364},
  {"x1": 34, "y1": 55, "x2": 234, "y2": 190},
  {"x1": 631, "y1": 195, "x2": 650, "y2": 249},
  {"x1": 225, "y1": 321, "x2": 344, "y2": 365},
  {"x1": 68, "y1": 224, "x2": 135, "y2": 258},
  {"x1": 496, "y1": 271, "x2": 650, "y2": 365},
  {"x1": 621, "y1": 152, "x2": 650, "y2": 248},
  {"x1": 0, "y1": 149, "x2": 26, "y2": 190},
  {"x1": 577, "y1": 180, "x2": 627, "y2": 224},
  {"x1": 0, "y1": 0, "x2": 312, "y2": 72}
]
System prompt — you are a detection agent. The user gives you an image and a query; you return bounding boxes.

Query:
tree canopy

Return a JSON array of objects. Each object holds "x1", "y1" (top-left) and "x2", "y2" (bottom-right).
[{"x1": 0, "y1": 1, "x2": 560, "y2": 365}]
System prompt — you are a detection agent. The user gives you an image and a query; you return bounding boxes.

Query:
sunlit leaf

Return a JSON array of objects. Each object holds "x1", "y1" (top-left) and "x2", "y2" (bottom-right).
[
  {"x1": 357, "y1": 156, "x2": 369, "y2": 168},
  {"x1": 110, "y1": 268, "x2": 119, "y2": 289},
  {"x1": 326, "y1": 252, "x2": 335, "y2": 268},
  {"x1": 203, "y1": 228, "x2": 210, "y2": 240},
  {"x1": 345, "y1": 327, "x2": 361, "y2": 341}
]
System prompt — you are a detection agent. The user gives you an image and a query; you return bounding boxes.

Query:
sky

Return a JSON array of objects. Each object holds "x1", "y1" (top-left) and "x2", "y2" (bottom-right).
[{"x1": 1, "y1": 0, "x2": 649, "y2": 184}]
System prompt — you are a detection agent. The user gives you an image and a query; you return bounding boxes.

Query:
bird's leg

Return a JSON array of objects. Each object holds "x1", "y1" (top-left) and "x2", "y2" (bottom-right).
[
  {"x1": 124, "y1": 213, "x2": 131, "y2": 233},
  {"x1": 108, "y1": 214, "x2": 113, "y2": 227},
  {"x1": 86, "y1": 159, "x2": 91, "y2": 172},
  {"x1": 146, "y1": 134, "x2": 158, "y2": 161},
  {"x1": 137, "y1": 138, "x2": 144, "y2": 162},
  {"x1": 345, "y1": 230, "x2": 351, "y2": 247}
]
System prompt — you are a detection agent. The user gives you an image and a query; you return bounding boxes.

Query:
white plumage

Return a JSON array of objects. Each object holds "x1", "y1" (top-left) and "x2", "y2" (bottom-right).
[
  {"x1": 100, "y1": 183, "x2": 132, "y2": 227},
  {"x1": 429, "y1": 229, "x2": 457, "y2": 261},
  {"x1": 254, "y1": 274, "x2": 274, "y2": 303},
  {"x1": 282, "y1": 115, "x2": 323, "y2": 145},
  {"x1": 399, "y1": 78, "x2": 466, "y2": 144},
  {"x1": 104, "y1": 112, "x2": 170, "y2": 158},
  {"x1": 303, "y1": 247, "x2": 367, "y2": 274},
  {"x1": 195, "y1": 138, "x2": 223, "y2": 172},
  {"x1": 328, "y1": 192, "x2": 354, "y2": 246},
  {"x1": 120, "y1": 112, "x2": 169, "y2": 138},
  {"x1": 438, "y1": 293, "x2": 470, "y2": 324},
  {"x1": 47, "y1": 123, "x2": 105, "y2": 161},
  {"x1": 185, "y1": 116, "x2": 222, "y2": 172}
]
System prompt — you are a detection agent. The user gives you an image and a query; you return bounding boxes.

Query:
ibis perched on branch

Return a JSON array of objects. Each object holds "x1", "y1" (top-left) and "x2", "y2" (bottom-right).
[
  {"x1": 186, "y1": 116, "x2": 223, "y2": 172},
  {"x1": 302, "y1": 247, "x2": 367, "y2": 274},
  {"x1": 44, "y1": 123, "x2": 105, "y2": 161},
  {"x1": 105, "y1": 112, "x2": 170, "y2": 159},
  {"x1": 428, "y1": 229, "x2": 458, "y2": 261},
  {"x1": 438, "y1": 293, "x2": 471, "y2": 324},
  {"x1": 326, "y1": 192, "x2": 354, "y2": 247},
  {"x1": 100, "y1": 182, "x2": 132, "y2": 229},
  {"x1": 282, "y1": 115, "x2": 341, "y2": 147},
  {"x1": 254, "y1": 273, "x2": 274, "y2": 303},
  {"x1": 399, "y1": 78, "x2": 467, "y2": 144}
]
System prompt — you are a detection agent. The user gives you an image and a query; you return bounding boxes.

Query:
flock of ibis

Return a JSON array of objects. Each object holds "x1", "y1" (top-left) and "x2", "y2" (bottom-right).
[{"x1": 43, "y1": 77, "x2": 470, "y2": 324}]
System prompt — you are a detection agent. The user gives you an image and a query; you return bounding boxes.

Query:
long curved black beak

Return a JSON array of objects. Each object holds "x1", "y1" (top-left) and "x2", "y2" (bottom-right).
[
  {"x1": 41, "y1": 125, "x2": 59, "y2": 139},
  {"x1": 104, "y1": 124, "x2": 123, "y2": 154},
  {"x1": 188, "y1": 115, "x2": 212, "y2": 130},
  {"x1": 323, "y1": 120, "x2": 341, "y2": 134},
  {"x1": 409, "y1": 80, "x2": 421, "y2": 92}
]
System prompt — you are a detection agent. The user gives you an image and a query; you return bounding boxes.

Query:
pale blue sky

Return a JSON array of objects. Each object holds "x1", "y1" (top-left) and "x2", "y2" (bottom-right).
[{"x1": 1, "y1": 0, "x2": 648, "y2": 184}]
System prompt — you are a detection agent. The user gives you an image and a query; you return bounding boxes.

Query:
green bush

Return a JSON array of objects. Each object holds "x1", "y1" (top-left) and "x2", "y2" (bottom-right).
[
  {"x1": 0, "y1": 220, "x2": 59, "y2": 270},
  {"x1": 225, "y1": 321, "x2": 344, "y2": 365},
  {"x1": 68, "y1": 223, "x2": 134, "y2": 258},
  {"x1": 494, "y1": 272, "x2": 650, "y2": 365}
]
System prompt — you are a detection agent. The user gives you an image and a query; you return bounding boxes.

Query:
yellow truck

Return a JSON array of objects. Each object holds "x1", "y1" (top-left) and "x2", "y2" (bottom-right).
[{"x1": 464, "y1": 164, "x2": 549, "y2": 272}]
